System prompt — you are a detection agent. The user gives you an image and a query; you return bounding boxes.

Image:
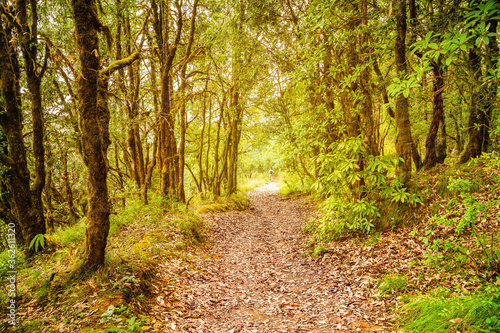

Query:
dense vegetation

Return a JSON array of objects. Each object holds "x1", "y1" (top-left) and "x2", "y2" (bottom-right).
[{"x1": 1, "y1": 0, "x2": 500, "y2": 331}]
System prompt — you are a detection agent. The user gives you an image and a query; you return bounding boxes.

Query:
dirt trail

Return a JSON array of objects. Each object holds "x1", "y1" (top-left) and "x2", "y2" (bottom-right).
[{"x1": 174, "y1": 183, "x2": 393, "y2": 332}]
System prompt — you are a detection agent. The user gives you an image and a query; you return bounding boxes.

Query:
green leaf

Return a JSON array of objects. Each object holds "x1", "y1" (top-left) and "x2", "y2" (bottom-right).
[
  {"x1": 29, "y1": 234, "x2": 45, "y2": 253},
  {"x1": 425, "y1": 31, "x2": 433, "y2": 42}
]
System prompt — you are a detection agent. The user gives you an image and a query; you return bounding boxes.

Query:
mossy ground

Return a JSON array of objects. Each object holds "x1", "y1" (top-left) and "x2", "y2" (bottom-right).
[{"x1": 0, "y1": 193, "x2": 211, "y2": 332}]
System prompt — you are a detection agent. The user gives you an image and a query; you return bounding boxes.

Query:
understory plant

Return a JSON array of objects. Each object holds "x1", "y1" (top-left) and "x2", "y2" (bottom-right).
[
  {"x1": 308, "y1": 136, "x2": 423, "y2": 240},
  {"x1": 421, "y1": 176, "x2": 500, "y2": 278},
  {"x1": 401, "y1": 158, "x2": 500, "y2": 332},
  {"x1": 400, "y1": 280, "x2": 500, "y2": 332}
]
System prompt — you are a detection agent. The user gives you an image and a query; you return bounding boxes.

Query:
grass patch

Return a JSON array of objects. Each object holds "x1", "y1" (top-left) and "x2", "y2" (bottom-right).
[
  {"x1": 174, "y1": 216, "x2": 206, "y2": 245},
  {"x1": 196, "y1": 192, "x2": 250, "y2": 214},
  {"x1": 399, "y1": 286, "x2": 500, "y2": 332},
  {"x1": 378, "y1": 273, "x2": 408, "y2": 296},
  {"x1": 240, "y1": 174, "x2": 268, "y2": 192},
  {"x1": 52, "y1": 218, "x2": 86, "y2": 247},
  {"x1": 311, "y1": 245, "x2": 326, "y2": 258}
]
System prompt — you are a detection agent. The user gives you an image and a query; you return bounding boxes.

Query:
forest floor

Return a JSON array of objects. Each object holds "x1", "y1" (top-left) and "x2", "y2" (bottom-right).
[
  {"x1": 7, "y1": 164, "x2": 497, "y2": 332},
  {"x1": 150, "y1": 183, "x2": 395, "y2": 333}
]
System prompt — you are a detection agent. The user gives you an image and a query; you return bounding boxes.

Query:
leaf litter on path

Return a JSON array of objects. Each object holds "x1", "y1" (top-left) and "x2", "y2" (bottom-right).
[{"x1": 155, "y1": 183, "x2": 394, "y2": 332}]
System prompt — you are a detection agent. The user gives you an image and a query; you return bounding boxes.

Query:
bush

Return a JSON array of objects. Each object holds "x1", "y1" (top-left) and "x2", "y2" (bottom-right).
[{"x1": 305, "y1": 136, "x2": 423, "y2": 240}]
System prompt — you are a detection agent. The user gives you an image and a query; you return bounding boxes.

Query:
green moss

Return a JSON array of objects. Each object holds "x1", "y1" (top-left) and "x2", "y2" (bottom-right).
[
  {"x1": 196, "y1": 192, "x2": 250, "y2": 214},
  {"x1": 196, "y1": 203, "x2": 231, "y2": 214},
  {"x1": 174, "y1": 216, "x2": 205, "y2": 245}
]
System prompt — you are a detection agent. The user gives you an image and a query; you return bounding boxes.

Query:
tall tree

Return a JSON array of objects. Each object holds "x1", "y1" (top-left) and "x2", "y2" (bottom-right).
[
  {"x1": 0, "y1": 2, "x2": 47, "y2": 254},
  {"x1": 394, "y1": 0, "x2": 414, "y2": 184},
  {"x1": 67, "y1": 0, "x2": 110, "y2": 275},
  {"x1": 460, "y1": 15, "x2": 498, "y2": 163}
]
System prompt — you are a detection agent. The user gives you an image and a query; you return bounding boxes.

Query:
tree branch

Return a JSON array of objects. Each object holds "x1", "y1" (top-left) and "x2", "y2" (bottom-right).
[{"x1": 100, "y1": 51, "x2": 140, "y2": 79}]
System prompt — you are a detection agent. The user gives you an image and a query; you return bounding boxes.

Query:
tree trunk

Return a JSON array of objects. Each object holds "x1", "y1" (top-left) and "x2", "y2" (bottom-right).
[
  {"x1": 0, "y1": 21, "x2": 46, "y2": 252},
  {"x1": 154, "y1": 0, "x2": 183, "y2": 201},
  {"x1": 459, "y1": 19, "x2": 498, "y2": 163},
  {"x1": 212, "y1": 94, "x2": 225, "y2": 197},
  {"x1": 227, "y1": 89, "x2": 242, "y2": 195},
  {"x1": 423, "y1": 60, "x2": 447, "y2": 168},
  {"x1": 63, "y1": 153, "x2": 80, "y2": 224},
  {"x1": 360, "y1": 0, "x2": 379, "y2": 157},
  {"x1": 67, "y1": 0, "x2": 110, "y2": 275},
  {"x1": 394, "y1": 0, "x2": 414, "y2": 185}
]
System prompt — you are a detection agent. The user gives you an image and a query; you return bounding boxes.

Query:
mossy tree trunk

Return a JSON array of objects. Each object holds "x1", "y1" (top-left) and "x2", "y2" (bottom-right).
[
  {"x1": 151, "y1": 0, "x2": 184, "y2": 201},
  {"x1": 0, "y1": 9, "x2": 46, "y2": 254},
  {"x1": 423, "y1": 60, "x2": 447, "y2": 169},
  {"x1": 459, "y1": 19, "x2": 498, "y2": 163},
  {"x1": 177, "y1": 0, "x2": 198, "y2": 202},
  {"x1": 227, "y1": 88, "x2": 243, "y2": 195},
  {"x1": 69, "y1": 0, "x2": 110, "y2": 274},
  {"x1": 394, "y1": 0, "x2": 414, "y2": 185},
  {"x1": 69, "y1": 0, "x2": 141, "y2": 276}
]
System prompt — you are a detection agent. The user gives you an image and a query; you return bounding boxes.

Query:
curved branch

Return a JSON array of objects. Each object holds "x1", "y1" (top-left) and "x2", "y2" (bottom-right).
[{"x1": 100, "y1": 51, "x2": 140, "y2": 79}]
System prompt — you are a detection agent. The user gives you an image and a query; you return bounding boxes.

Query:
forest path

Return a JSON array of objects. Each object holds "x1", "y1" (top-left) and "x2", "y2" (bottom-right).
[{"x1": 173, "y1": 183, "x2": 392, "y2": 332}]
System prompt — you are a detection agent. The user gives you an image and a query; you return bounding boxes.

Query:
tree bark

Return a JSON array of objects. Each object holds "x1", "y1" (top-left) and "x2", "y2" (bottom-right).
[
  {"x1": 423, "y1": 60, "x2": 447, "y2": 168},
  {"x1": 154, "y1": 0, "x2": 183, "y2": 200},
  {"x1": 459, "y1": 19, "x2": 498, "y2": 163},
  {"x1": 0, "y1": 18, "x2": 46, "y2": 252},
  {"x1": 394, "y1": 0, "x2": 414, "y2": 185},
  {"x1": 67, "y1": 0, "x2": 110, "y2": 275}
]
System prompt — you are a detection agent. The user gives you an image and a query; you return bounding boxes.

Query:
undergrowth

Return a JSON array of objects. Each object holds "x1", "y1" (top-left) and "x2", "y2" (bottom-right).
[
  {"x1": 395, "y1": 154, "x2": 500, "y2": 332},
  {"x1": 399, "y1": 282, "x2": 500, "y2": 332},
  {"x1": 0, "y1": 192, "x2": 210, "y2": 331},
  {"x1": 302, "y1": 137, "x2": 423, "y2": 241},
  {"x1": 196, "y1": 191, "x2": 250, "y2": 214},
  {"x1": 279, "y1": 173, "x2": 313, "y2": 196}
]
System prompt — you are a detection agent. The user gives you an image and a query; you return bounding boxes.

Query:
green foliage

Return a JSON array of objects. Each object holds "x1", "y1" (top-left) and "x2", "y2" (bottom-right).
[
  {"x1": 400, "y1": 281, "x2": 500, "y2": 333},
  {"x1": 378, "y1": 273, "x2": 408, "y2": 296},
  {"x1": 311, "y1": 246, "x2": 326, "y2": 258},
  {"x1": 29, "y1": 234, "x2": 46, "y2": 253},
  {"x1": 306, "y1": 137, "x2": 422, "y2": 239},
  {"x1": 279, "y1": 173, "x2": 312, "y2": 196},
  {"x1": 101, "y1": 305, "x2": 145, "y2": 332},
  {"x1": 380, "y1": 180, "x2": 423, "y2": 206},
  {"x1": 365, "y1": 232, "x2": 382, "y2": 246},
  {"x1": 387, "y1": 76, "x2": 422, "y2": 99},
  {"x1": 410, "y1": 0, "x2": 500, "y2": 83},
  {"x1": 421, "y1": 176, "x2": 500, "y2": 276},
  {"x1": 316, "y1": 196, "x2": 380, "y2": 239}
]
